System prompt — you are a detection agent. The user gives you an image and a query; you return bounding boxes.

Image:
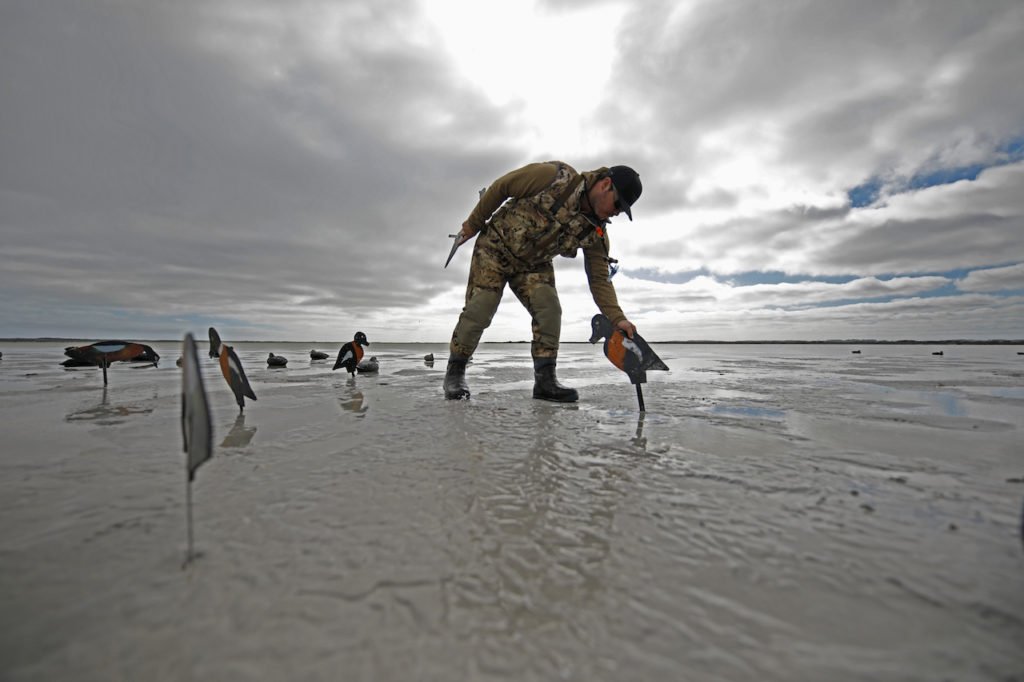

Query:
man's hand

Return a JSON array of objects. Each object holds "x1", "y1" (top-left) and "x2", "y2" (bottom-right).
[
  {"x1": 459, "y1": 221, "x2": 478, "y2": 240},
  {"x1": 616, "y1": 319, "x2": 637, "y2": 339}
]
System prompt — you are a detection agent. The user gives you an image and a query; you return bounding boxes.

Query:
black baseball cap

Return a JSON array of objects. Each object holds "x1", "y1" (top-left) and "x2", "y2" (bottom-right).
[{"x1": 608, "y1": 165, "x2": 642, "y2": 220}]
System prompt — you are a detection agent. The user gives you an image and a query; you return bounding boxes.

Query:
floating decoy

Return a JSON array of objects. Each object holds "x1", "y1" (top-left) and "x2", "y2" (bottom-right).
[
  {"x1": 208, "y1": 327, "x2": 221, "y2": 358},
  {"x1": 267, "y1": 353, "x2": 288, "y2": 367},
  {"x1": 424, "y1": 353, "x2": 434, "y2": 362},
  {"x1": 851, "y1": 350, "x2": 861, "y2": 354},
  {"x1": 176, "y1": 356, "x2": 183, "y2": 367},
  {"x1": 357, "y1": 356, "x2": 379, "y2": 373},
  {"x1": 932, "y1": 351, "x2": 944, "y2": 356},
  {"x1": 310, "y1": 349, "x2": 329, "y2": 360},
  {"x1": 218, "y1": 343, "x2": 257, "y2": 411},
  {"x1": 333, "y1": 331, "x2": 369, "y2": 375},
  {"x1": 63, "y1": 340, "x2": 160, "y2": 385},
  {"x1": 589, "y1": 314, "x2": 668, "y2": 411}
]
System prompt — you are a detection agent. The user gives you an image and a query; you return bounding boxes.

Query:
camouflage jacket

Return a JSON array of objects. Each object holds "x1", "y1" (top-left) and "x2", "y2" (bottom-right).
[{"x1": 466, "y1": 161, "x2": 626, "y2": 325}]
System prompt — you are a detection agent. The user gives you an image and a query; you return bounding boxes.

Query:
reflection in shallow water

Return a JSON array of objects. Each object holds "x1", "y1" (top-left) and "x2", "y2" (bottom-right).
[
  {"x1": 221, "y1": 413, "x2": 257, "y2": 448},
  {"x1": 339, "y1": 388, "x2": 367, "y2": 416},
  {"x1": 708, "y1": 404, "x2": 786, "y2": 420},
  {"x1": 65, "y1": 387, "x2": 154, "y2": 425}
]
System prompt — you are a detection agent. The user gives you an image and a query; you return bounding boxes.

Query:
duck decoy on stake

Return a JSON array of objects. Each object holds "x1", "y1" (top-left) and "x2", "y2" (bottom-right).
[
  {"x1": 209, "y1": 327, "x2": 256, "y2": 411},
  {"x1": 334, "y1": 332, "x2": 369, "y2": 376},
  {"x1": 589, "y1": 314, "x2": 668, "y2": 412},
  {"x1": 180, "y1": 332, "x2": 213, "y2": 567},
  {"x1": 63, "y1": 340, "x2": 159, "y2": 385}
]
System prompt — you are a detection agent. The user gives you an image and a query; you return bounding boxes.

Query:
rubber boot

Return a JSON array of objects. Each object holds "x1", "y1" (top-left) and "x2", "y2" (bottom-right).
[
  {"x1": 444, "y1": 357, "x2": 471, "y2": 400},
  {"x1": 532, "y1": 364, "x2": 578, "y2": 403}
]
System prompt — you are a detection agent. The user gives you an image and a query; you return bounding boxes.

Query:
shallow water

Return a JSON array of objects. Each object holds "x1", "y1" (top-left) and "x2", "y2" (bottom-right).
[{"x1": 1, "y1": 341, "x2": 1022, "y2": 681}]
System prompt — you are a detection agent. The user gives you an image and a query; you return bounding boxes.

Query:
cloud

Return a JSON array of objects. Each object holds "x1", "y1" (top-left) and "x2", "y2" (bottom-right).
[
  {"x1": 1, "y1": 0, "x2": 1023, "y2": 341},
  {"x1": 957, "y1": 262, "x2": 1024, "y2": 292}
]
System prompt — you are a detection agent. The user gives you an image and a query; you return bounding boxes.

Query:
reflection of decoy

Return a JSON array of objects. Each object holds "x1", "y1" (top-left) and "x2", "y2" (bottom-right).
[
  {"x1": 333, "y1": 331, "x2": 369, "y2": 375},
  {"x1": 218, "y1": 343, "x2": 257, "y2": 411},
  {"x1": 357, "y1": 356, "x2": 379, "y2": 373},
  {"x1": 267, "y1": 353, "x2": 288, "y2": 367},
  {"x1": 310, "y1": 349, "x2": 329, "y2": 360},
  {"x1": 208, "y1": 327, "x2": 221, "y2": 358},
  {"x1": 589, "y1": 314, "x2": 668, "y2": 412},
  {"x1": 63, "y1": 340, "x2": 160, "y2": 385}
]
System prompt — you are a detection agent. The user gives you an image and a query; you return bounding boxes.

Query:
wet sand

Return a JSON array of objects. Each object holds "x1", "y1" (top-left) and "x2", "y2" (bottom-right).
[{"x1": 1, "y1": 341, "x2": 1022, "y2": 681}]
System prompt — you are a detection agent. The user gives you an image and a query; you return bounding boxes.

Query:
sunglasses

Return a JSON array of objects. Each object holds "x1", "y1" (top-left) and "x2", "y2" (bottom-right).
[{"x1": 610, "y1": 183, "x2": 627, "y2": 214}]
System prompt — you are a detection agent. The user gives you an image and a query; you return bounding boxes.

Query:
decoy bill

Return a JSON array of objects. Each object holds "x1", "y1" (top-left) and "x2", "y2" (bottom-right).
[
  {"x1": 333, "y1": 331, "x2": 369, "y2": 375},
  {"x1": 589, "y1": 314, "x2": 668, "y2": 411}
]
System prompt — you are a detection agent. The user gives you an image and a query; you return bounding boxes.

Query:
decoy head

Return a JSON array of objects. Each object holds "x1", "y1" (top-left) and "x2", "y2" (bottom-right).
[
  {"x1": 354, "y1": 331, "x2": 369, "y2": 346},
  {"x1": 589, "y1": 314, "x2": 612, "y2": 343}
]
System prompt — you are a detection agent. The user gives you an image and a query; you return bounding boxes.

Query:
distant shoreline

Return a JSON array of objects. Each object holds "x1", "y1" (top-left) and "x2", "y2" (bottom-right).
[{"x1": 3, "y1": 338, "x2": 1022, "y2": 346}]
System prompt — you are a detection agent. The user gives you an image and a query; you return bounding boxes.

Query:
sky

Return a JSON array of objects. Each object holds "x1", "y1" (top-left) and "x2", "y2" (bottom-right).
[{"x1": 2, "y1": 0, "x2": 1023, "y2": 343}]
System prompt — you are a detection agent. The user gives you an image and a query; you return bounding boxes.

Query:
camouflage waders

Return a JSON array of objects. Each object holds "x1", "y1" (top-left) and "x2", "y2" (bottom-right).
[{"x1": 449, "y1": 228, "x2": 562, "y2": 361}]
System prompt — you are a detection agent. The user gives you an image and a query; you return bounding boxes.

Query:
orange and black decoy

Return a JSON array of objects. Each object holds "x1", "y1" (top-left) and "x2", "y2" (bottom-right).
[
  {"x1": 63, "y1": 340, "x2": 160, "y2": 385},
  {"x1": 218, "y1": 343, "x2": 257, "y2": 412},
  {"x1": 333, "y1": 331, "x2": 369, "y2": 375},
  {"x1": 589, "y1": 314, "x2": 668, "y2": 411}
]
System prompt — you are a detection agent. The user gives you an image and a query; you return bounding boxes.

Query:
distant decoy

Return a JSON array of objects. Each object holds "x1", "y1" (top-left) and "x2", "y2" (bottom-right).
[
  {"x1": 357, "y1": 356, "x2": 379, "y2": 373},
  {"x1": 208, "y1": 327, "x2": 221, "y2": 358},
  {"x1": 424, "y1": 353, "x2": 434, "y2": 362},
  {"x1": 218, "y1": 343, "x2": 257, "y2": 411},
  {"x1": 267, "y1": 353, "x2": 288, "y2": 367},
  {"x1": 333, "y1": 331, "x2": 369, "y2": 375},
  {"x1": 932, "y1": 351, "x2": 944, "y2": 356},
  {"x1": 176, "y1": 356, "x2": 183, "y2": 367},
  {"x1": 63, "y1": 340, "x2": 160, "y2": 385},
  {"x1": 310, "y1": 349, "x2": 329, "y2": 360},
  {"x1": 851, "y1": 350, "x2": 861, "y2": 354},
  {"x1": 589, "y1": 314, "x2": 668, "y2": 411}
]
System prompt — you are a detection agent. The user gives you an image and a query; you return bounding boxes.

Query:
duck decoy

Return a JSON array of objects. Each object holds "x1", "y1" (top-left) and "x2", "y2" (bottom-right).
[
  {"x1": 333, "y1": 331, "x2": 369, "y2": 375},
  {"x1": 180, "y1": 332, "x2": 213, "y2": 567},
  {"x1": 424, "y1": 353, "x2": 434, "y2": 362},
  {"x1": 310, "y1": 349, "x2": 329, "y2": 360},
  {"x1": 63, "y1": 340, "x2": 160, "y2": 385},
  {"x1": 267, "y1": 353, "x2": 288, "y2": 367},
  {"x1": 356, "y1": 356, "x2": 379, "y2": 373},
  {"x1": 208, "y1": 327, "x2": 221, "y2": 358},
  {"x1": 589, "y1": 314, "x2": 668, "y2": 412},
  {"x1": 932, "y1": 351, "x2": 944, "y2": 356},
  {"x1": 176, "y1": 356, "x2": 183, "y2": 367},
  {"x1": 851, "y1": 350, "x2": 861, "y2": 354},
  {"x1": 218, "y1": 343, "x2": 257, "y2": 411}
]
